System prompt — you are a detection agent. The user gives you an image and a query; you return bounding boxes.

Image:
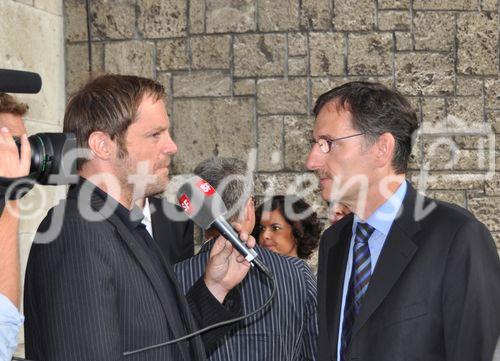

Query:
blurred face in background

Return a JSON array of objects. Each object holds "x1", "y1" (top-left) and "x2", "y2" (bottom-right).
[
  {"x1": 258, "y1": 209, "x2": 297, "y2": 257},
  {"x1": 330, "y1": 202, "x2": 351, "y2": 224}
]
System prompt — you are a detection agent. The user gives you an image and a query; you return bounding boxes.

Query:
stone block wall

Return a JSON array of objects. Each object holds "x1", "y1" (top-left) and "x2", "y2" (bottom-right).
[
  {"x1": 64, "y1": 0, "x2": 499, "y2": 253},
  {"x1": 0, "y1": 0, "x2": 66, "y2": 355}
]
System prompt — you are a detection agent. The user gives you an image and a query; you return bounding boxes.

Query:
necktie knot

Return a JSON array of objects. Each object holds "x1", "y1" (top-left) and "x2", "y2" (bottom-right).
[{"x1": 355, "y1": 222, "x2": 375, "y2": 245}]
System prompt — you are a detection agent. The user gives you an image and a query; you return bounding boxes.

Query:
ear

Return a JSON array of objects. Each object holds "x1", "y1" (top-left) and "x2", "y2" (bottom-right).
[
  {"x1": 88, "y1": 131, "x2": 116, "y2": 161},
  {"x1": 241, "y1": 197, "x2": 256, "y2": 233},
  {"x1": 373, "y1": 132, "x2": 395, "y2": 168}
]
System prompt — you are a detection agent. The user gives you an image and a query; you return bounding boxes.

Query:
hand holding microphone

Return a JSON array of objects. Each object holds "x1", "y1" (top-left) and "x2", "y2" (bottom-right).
[
  {"x1": 123, "y1": 177, "x2": 276, "y2": 357},
  {"x1": 177, "y1": 176, "x2": 272, "y2": 302},
  {"x1": 204, "y1": 223, "x2": 254, "y2": 303}
]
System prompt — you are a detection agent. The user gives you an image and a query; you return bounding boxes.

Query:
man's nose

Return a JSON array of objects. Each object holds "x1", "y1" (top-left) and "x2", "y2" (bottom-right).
[
  {"x1": 162, "y1": 134, "x2": 178, "y2": 155},
  {"x1": 306, "y1": 145, "x2": 322, "y2": 170}
]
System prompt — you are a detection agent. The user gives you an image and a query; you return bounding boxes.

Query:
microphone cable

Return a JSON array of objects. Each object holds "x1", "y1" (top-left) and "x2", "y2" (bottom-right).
[
  {"x1": 11, "y1": 257, "x2": 276, "y2": 360},
  {"x1": 123, "y1": 260, "x2": 276, "y2": 357}
]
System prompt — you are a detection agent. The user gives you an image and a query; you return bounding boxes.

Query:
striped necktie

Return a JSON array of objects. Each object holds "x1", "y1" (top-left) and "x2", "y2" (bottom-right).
[{"x1": 340, "y1": 222, "x2": 375, "y2": 361}]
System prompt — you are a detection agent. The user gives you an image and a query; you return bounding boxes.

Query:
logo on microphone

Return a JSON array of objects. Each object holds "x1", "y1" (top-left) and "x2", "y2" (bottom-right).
[
  {"x1": 196, "y1": 179, "x2": 215, "y2": 196},
  {"x1": 179, "y1": 193, "x2": 194, "y2": 215}
]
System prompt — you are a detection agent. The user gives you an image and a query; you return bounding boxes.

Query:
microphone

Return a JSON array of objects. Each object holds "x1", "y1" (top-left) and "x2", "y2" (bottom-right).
[
  {"x1": 0, "y1": 69, "x2": 42, "y2": 94},
  {"x1": 122, "y1": 176, "x2": 276, "y2": 357},
  {"x1": 177, "y1": 176, "x2": 269, "y2": 273}
]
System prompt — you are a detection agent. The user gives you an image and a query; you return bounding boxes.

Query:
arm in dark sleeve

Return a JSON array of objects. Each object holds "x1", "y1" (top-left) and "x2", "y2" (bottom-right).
[
  {"x1": 442, "y1": 219, "x2": 500, "y2": 361},
  {"x1": 186, "y1": 276, "x2": 242, "y2": 353},
  {"x1": 24, "y1": 216, "x2": 122, "y2": 361}
]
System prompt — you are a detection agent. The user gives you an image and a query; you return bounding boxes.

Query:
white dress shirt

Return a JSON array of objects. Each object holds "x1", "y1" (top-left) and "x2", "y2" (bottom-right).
[{"x1": 142, "y1": 198, "x2": 154, "y2": 238}]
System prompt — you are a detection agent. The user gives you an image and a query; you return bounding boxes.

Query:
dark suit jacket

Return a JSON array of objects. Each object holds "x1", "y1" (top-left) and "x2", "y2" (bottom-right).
[
  {"x1": 318, "y1": 183, "x2": 500, "y2": 361},
  {"x1": 175, "y1": 240, "x2": 319, "y2": 361},
  {"x1": 24, "y1": 180, "x2": 241, "y2": 361},
  {"x1": 149, "y1": 197, "x2": 194, "y2": 264}
]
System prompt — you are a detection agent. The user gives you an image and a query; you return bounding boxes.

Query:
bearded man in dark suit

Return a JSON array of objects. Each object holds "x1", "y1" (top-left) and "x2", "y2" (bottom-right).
[
  {"x1": 24, "y1": 74, "x2": 255, "y2": 361},
  {"x1": 306, "y1": 81, "x2": 500, "y2": 361}
]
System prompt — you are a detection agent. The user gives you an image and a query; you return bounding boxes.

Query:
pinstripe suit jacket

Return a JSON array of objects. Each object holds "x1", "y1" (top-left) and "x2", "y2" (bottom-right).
[
  {"x1": 175, "y1": 240, "x2": 319, "y2": 361},
  {"x1": 24, "y1": 180, "x2": 241, "y2": 361}
]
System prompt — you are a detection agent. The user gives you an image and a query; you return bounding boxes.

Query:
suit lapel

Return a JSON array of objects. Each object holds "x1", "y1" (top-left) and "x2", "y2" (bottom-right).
[
  {"x1": 318, "y1": 215, "x2": 353, "y2": 359},
  {"x1": 352, "y1": 185, "x2": 421, "y2": 336},
  {"x1": 143, "y1": 220, "x2": 206, "y2": 361},
  {"x1": 321, "y1": 215, "x2": 354, "y2": 358},
  {"x1": 81, "y1": 184, "x2": 195, "y2": 361},
  {"x1": 148, "y1": 198, "x2": 205, "y2": 359},
  {"x1": 109, "y1": 211, "x2": 194, "y2": 360}
]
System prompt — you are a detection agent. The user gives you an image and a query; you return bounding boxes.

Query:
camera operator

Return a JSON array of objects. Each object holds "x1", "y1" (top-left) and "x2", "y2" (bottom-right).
[{"x1": 0, "y1": 93, "x2": 31, "y2": 361}]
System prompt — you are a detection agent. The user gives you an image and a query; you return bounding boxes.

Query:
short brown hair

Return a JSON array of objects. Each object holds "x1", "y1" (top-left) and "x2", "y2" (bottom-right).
[
  {"x1": 0, "y1": 93, "x2": 29, "y2": 116},
  {"x1": 313, "y1": 81, "x2": 418, "y2": 174},
  {"x1": 63, "y1": 74, "x2": 165, "y2": 170}
]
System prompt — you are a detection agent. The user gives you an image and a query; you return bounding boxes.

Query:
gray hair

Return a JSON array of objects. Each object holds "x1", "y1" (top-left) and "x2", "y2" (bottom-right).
[{"x1": 193, "y1": 157, "x2": 254, "y2": 222}]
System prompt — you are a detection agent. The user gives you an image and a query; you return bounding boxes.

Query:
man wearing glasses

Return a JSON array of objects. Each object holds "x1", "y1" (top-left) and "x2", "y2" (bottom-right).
[{"x1": 307, "y1": 81, "x2": 500, "y2": 361}]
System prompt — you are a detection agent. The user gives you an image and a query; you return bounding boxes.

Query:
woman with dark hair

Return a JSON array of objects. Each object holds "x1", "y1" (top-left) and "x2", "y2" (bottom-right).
[{"x1": 253, "y1": 195, "x2": 322, "y2": 260}]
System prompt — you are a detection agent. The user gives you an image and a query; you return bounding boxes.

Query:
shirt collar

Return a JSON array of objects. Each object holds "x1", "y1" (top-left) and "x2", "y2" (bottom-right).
[
  {"x1": 142, "y1": 198, "x2": 152, "y2": 224},
  {"x1": 122, "y1": 205, "x2": 145, "y2": 230},
  {"x1": 354, "y1": 180, "x2": 407, "y2": 236}
]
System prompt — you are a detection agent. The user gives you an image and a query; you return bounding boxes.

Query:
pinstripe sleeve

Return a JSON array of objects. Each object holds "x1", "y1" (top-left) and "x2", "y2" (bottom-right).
[
  {"x1": 25, "y1": 216, "x2": 122, "y2": 361},
  {"x1": 186, "y1": 277, "x2": 242, "y2": 351},
  {"x1": 174, "y1": 254, "x2": 205, "y2": 295},
  {"x1": 176, "y1": 251, "x2": 243, "y2": 353},
  {"x1": 301, "y1": 264, "x2": 319, "y2": 361}
]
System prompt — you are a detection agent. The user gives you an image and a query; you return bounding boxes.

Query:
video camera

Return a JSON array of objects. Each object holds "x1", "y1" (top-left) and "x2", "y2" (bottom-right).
[
  {"x1": 0, "y1": 69, "x2": 77, "y2": 199},
  {"x1": 13, "y1": 132, "x2": 77, "y2": 185}
]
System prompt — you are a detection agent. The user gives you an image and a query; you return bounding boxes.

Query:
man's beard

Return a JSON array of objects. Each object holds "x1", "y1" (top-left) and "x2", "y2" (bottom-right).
[
  {"x1": 144, "y1": 169, "x2": 169, "y2": 197},
  {"x1": 117, "y1": 154, "x2": 169, "y2": 200}
]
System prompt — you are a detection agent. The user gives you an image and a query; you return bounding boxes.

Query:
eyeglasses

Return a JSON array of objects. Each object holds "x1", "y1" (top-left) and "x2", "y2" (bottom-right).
[{"x1": 310, "y1": 133, "x2": 365, "y2": 154}]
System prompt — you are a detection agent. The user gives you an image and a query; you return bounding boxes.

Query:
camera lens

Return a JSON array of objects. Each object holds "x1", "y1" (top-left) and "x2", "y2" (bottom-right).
[{"x1": 14, "y1": 132, "x2": 77, "y2": 185}]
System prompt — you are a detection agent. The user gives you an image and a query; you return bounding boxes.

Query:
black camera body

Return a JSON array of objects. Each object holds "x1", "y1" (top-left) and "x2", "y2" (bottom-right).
[
  {"x1": 0, "y1": 69, "x2": 78, "y2": 200},
  {"x1": 0, "y1": 69, "x2": 78, "y2": 199},
  {"x1": 0, "y1": 132, "x2": 77, "y2": 201}
]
